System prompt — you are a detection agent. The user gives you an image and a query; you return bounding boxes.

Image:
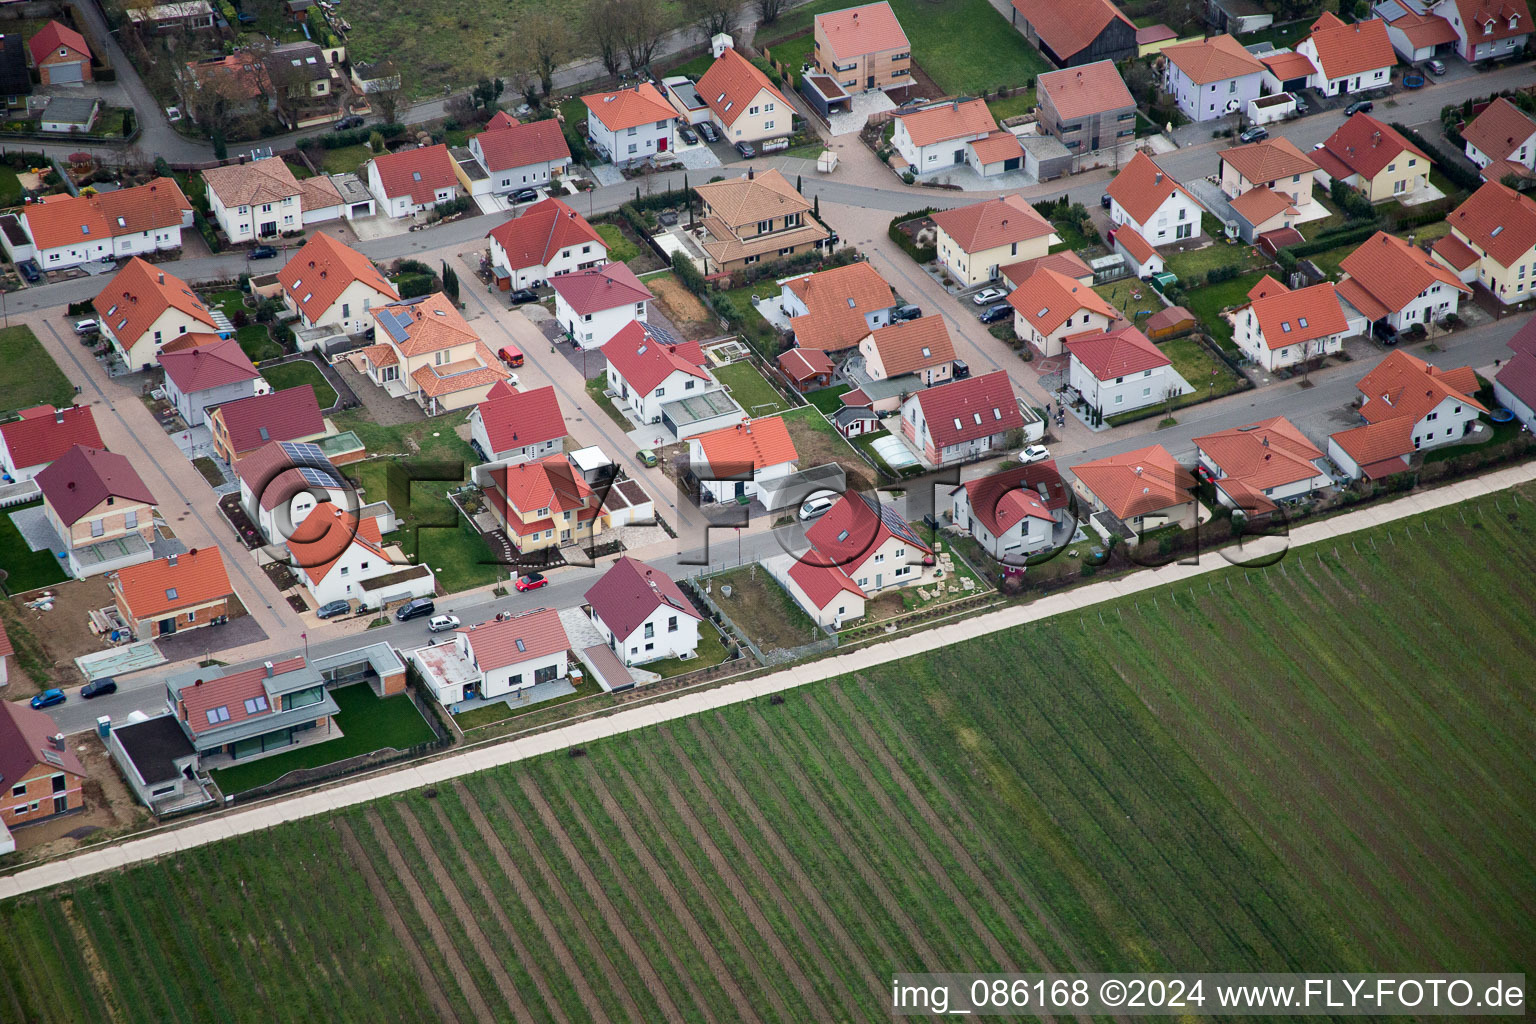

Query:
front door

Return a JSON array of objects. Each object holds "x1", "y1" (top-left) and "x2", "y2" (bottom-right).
[
  {"x1": 954, "y1": 148, "x2": 965, "y2": 164},
  {"x1": 53, "y1": 795, "x2": 68, "y2": 814},
  {"x1": 158, "y1": 617, "x2": 176, "y2": 636},
  {"x1": 867, "y1": 75, "x2": 875, "y2": 89},
  {"x1": 260, "y1": 221, "x2": 277, "y2": 236},
  {"x1": 875, "y1": 572, "x2": 883, "y2": 589},
  {"x1": 658, "y1": 135, "x2": 667, "y2": 152}
]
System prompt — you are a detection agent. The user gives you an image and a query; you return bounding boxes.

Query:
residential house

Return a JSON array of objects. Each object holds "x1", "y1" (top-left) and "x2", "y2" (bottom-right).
[
  {"x1": 164, "y1": 654, "x2": 342, "y2": 765},
  {"x1": 890, "y1": 98, "x2": 1023, "y2": 179},
  {"x1": 36, "y1": 445, "x2": 158, "y2": 577},
  {"x1": 1374, "y1": 1, "x2": 1460, "y2": 61},
  {"x1": 780, "y1": 260, "x2": 896, "y2": 353},
  {"x1": 582, "y1": 83, "x2": 677, "y2": 165},
  {"x1": 693, "y1": 169, "x2": 830, "y2": 274},
  {"x1": 481, "y1": 454, "x2": 605, "y2": 553},
  {"x1": 468, "y1": 116, "x2": 571, "y2": 195},
  {"x1": 468, "y1": 381, "x2": 566, "y2": 463},
  {"x1": 803, "y1": 490, "x2": 932, "y2": 593},
  {"x1": 1431, "y1": 181, "x2": 1536, "y2": 303},
  {"x1": 1193, "y1": 416, "x2": 1331, "y2": 514},
  {"x1": 285, "y1": 501, "x2": 434, "y2": 610},
  {"x1": 0, "y1": 34, "x2": 30, "y2": 109},
  {"x1": 1219, "y1": 136, "x2": 1322, "y2": 241},
  {"x1": 207, "y1": 386, "x2": 326, "y2": 464},
  {"x1": 1462, "y1": 96, "x2": 1536, "y2": 185},
  {"x1": 412, "y1": 608, "x2": 569, "y2": 705},
  {"x1": 1110, "y1": 222, "x2": 1166, "y2": 277},
  {"x1": 813, "y1": 2, "x2": 911, "y2": 92},
  {"x1": 1065, "y1": 323, "x2": 1192, "y2": 419},
  {"x1": 777, "y1": 348, "x2": 835, "y2": 392},
  {"x1": 1160, "y1": 34, "x2": 1266, "y2": 122},
  {"x1": 28, "y1": 20, "x2": 91, "y2": 86},
  {"x1": 0, "y1": 621, "x2": 12, "y2": 688},
  {"x1": 1335, "y1": 230, "x2": 1471, "y2": 336},
  {"x1": 1000, "y1": 253, "x2": 1095, "y2": 290},
  {"x1": 367, "y1": 144, "x2": 459, "y2": 218},
  {"x1": 1258, "y1": 48, "x2": 1320, "y2": 95},
  {"x1": 550, "y1": 262, "x2": 653, "y2": 349},
  {"x1": 1007, "y1": 266, "x2": 1119, "y2": 357},
  {"x1": 1035, "y1": 60, "x2": 1137, "y2": 161},
  {"x1": 11, "y1": 177, "x2": 190, "y2": 271},
  {"x1": 159, "y1": 337, "x2": 261, "y2": 426},
  {"x1": 485, "y1": 197, "x2": 607, "y2": 291},
  {"x1": 1424, "y1": 0, "x2": 1531, "y2": 62},
  {"x1": 783, "y1": 559, "x2": 866, "y2": 628},
  {"x1": 603, "y1": 322, "x2": 741, "y2": 437},
  {"x1": 360, "y1": 292, "x2": 509, "y2": 415},
  {"x1": 899, "y1": 370, "x2": 1024, "y2": 466},
  {"x1": 950, "y1": 460, "x2": 1069, "y2": 562},
  {"x1": 107, "y1": 713, "x2": 211, "y2": 815},
  {"x1": 279, "y1": 232, "x2": 399, "y2": 336},
  {"x1": 930, "y1": 194, "x2": 1058, "y2": 288},
  {"x1": 0, "y1": 701, "x2": 85, "y2": 830},
  {"x1": 1328, "y1": 349, "x2": 1485, "y2": 478},
  {"x1": 1296, "y1": 13, "x2": 1396, "y2": 97},
  {"x1": 1312, "y1": 113, "x2": 1431, "y2": 202},
  {"x1": 202, "y1": 158, "x2": 344, "y2": 242},
  {"x1": 1008, "y1": 0, "x2": 1137, "y2": 67},
  {"x1": 696, "y1": 45, "x2": 793, "y2": 144},
  {"x1": 859, "y1": 316, "x2": 955, "y2": 385},
  {"x1": 110, "y1": 548, "x2": 235, "y2": 638},
  {"x1": 1230, "y1": 277, "x2": 1352, "y2": 371},
  {"x1": 688, "y1": 416, "x2": 800, "y2": 506},
  {"x1": 586, "y1": 556, "x2": 702, "y2": 665},
  {"x1": 125, "y1": 1, "x2": 216, "y2": 34},
  {"x1": 0, "y1": 404, "x2": 102, "y2": 482},
  {"x1": 1105, "y1": 151, "x2": 1204, "y2": 246},
  {"x1": 234, "y1": 438, "x2": 350, "y2": 543},
  {"x1": 92, "y1": 259, "x2": 218, "y2": 372},
  {"x1": 1492, "y1": 318, "x2": 1536, "y2": 429},
  {"x1": 1070, "y1": 443, "x2": 1197, "y2": 536}
]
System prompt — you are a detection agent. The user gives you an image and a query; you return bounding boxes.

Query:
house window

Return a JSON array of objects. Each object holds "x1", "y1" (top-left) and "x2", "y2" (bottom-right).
[
  {"x1": 125, "y1": 510, "x2": 137, "y2": 529},
  {"x1": 644, "y1": 622, "x2": 655, "y2": 639},
  {"x1": 90, "y1": 519, "x2": 104, "y2": 537},
  {"x1": 749, "y1": 105, "x2": 760, "y2": 115},
  {"x1": 9, "y1": 784, "x2": 23, "y2": 797},
  {"x1": 668, "y1": 616, "x2": 678, "y2": 632}
]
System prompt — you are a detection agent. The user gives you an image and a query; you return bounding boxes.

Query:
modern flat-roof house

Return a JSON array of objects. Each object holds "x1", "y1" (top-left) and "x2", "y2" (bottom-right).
[
  {"x1": 696, "y1": 45, "x2": 794, "y2": 144},
  {"x1": 781, "y1": 261, "x2": 897, "y2": 353},
  {"x1": 360, "y1": 293, "x2": 509, "y2": 415},
  {"x1": 0, "y1": 701, "x2": 85, "y2": 831},
  {"x1": 207, "y1": 386, "x2": 326, "y2": 464},
  {"x1": 813, "y1": 2, "x2": 912, "y2": 92},
  {"x1": 92, "y1": 258, "x2": 221, "y2": 372},
  {"x1": 1160, "y1": 34, "x2": 1265, "y2": 122},
  {"x1": 367, "y1": 144, "x2": 460, "y2": 218},
  {"x1": 1334, "y1": 230, "x2": 1471, "y2": 336},
  {"x1": 165, "y1": 654, "x2": 341, "y2": 766},
  {"x1": 468, "y1": 114, "x2": 571, "y2": 195},
  {"x1": 279, "y1": 232, "x2": 399, "y2": 336},
  {"x1": 159, "y1": 337, "x2": 261, "y2": 427},
  {"x1": 28, "y1": 20, "x2": 92, "y2": 86},
  {"x1": 1462, "y1": 96, "x2": 1536, "y2": 185},
  {"x1": 1035, "y1": 61, "x2": 1137, "y2": 164},
  {"x1": 8, "y1": 177, "x2": 190, "y2": 271},
  {"x1": 110, "y1": 547, "x2": 235, "y2": 638},
  {"x1": 1193, "y1": 417, "x2": 1331, "y2": 514},
  {"x1": 949, "y1": 460, "x2": 1069, "y2": 563},
  {"x1": 125, "y1": 0, "x2": 216, "y2": 34},
  {"x1": 0, "y1": 404, "x2": 102, "y2": 482},
  {"x1": 485, "y1": 197, "x2": 607, "y2": 291},
  {"x1": 586, "y1": 556, "x2": 702, "y2": 666},
  {"x1": 468, "y1": 381, "x2": 566, "y2": 464},
  {"x1": 1296, "y1": 13, "x2": 1396, "y2": 97},
  {"x1": 1065, "y1": 323, "x2": 1191, "y2": 420},
  {"x1": 412, "y1": 608, "x2": 569, "y2": 706},
  {"x1": 1229, "y1": 277, "x2": 1352, "y2": 371},
  {"x1": 688, "y1": 416, "x2": 800, "y2": 508},
  {"x1": 1071, "y1": 443, "x2": 1197, "y2": 539},
  {"x1": 1431, "y1": 181, "x2": 1536, "y2": 304},
  {"x1": 1328, "y1": 349, "x2": 1484, "y2": 479},
  {"x1": 1105, "y1": 151, "x2": 1204, "y2": 247},
  {"x1": 1007, "y1": 266, "x2": 1119, "y2": 357},
  {"x1": 890, "y1": 98, "x2": 1023, "y2": 180},
  {"x1": 1312, "y1": 113, "x2": 1431, "y2": 202},
  {"x1": 930, "y1": 194, "x2": 1058, "y2": 289},
  {"x1": 37, "y1": 445, "x2": 159, "y2": 578},
  {"x1": 899, "y1": 371, "x2": 1024, "y2": 466},
  {"x1": 693, "y1": 169, "x2": 830, "y2": 274},
  {"x1": 1493, "y1": 318, "x2": 1536, "y2": 430},
  {"x1": 551, "y1": 262, "x2": 653, "y2": 350},
  {"x1": 582, "y1": 83, "x2": 677, "y2": 165},
  {"x1": 1009, "y1": 0, "x2": 1137, "y2": 67}
]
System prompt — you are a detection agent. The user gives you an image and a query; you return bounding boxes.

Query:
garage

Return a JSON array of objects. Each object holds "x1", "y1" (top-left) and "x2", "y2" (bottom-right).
[{"x1": 48, "y1": 60, "x2": 84, "y2": 83}]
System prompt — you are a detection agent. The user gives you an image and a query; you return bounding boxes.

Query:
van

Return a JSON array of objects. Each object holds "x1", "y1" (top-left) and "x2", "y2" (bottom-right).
[
  {"x1": 395, "y1": 598, "x2": 436, "y2": 621},
  {"x1": 798, "y1": 493, "x2": 836, "y2": 521},
  {"x1": 498, "y1": 345, "x2": 524, "y2": 368}
]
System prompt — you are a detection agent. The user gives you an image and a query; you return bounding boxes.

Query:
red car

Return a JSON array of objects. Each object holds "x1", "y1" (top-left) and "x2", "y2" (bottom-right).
[{"x1": 515, "y1": 572, "x2": 548, "y2": 592}]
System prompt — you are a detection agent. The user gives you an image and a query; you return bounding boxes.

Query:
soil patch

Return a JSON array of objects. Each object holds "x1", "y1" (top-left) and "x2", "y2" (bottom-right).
[
  {"x1": 12, "y1": 735, "x2": 150, "y2": 862},
  {"x1": 5, "y1": 575, "x2": 118, "y2": 691},
  {"x1": 647, "y1": 273, "x2": 719, "y2": 341},
  {"x1": 780, "y1": 407, "x2": 874, "y2": 492}
]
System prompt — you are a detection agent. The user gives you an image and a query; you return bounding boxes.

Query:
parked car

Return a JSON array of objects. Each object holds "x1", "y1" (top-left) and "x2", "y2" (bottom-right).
[
  {"x1": 971, "y1": 287, "x2": 1006, "y2": 306},
  {"x1": 1372, "y1": 320, "x2": 1399, "y2": 345},
  {"x1": 734, "y1": 141, "x2": 756, "y2": 158},
  {"x1": 1344, "y1": 99, "x2": 1374, "y2": 117},
  {"x1": 428, "y1": 614, "x2": 461, "y2": 633},
  {"x1": 395, "y1": 597, "x2": 436, "y2": 621},
  {"x1": 893, "y1": 304, "x2": 923, "y2": 321},
  {"x1": 30, "y1": 689, "x2": 66, "y2": 709},
  {"x1": 81, "y1": 677, "x2": 117, "y2": 699},
  {"x1": 1427, "y1": 59, "x2": 1447, "y2": 75},
  {"x1": 504, "y1": 372, "x2": 520, "y2": 388},
  {"x1": 73, "y1": 318, "x2": 99, "y2": 335},
  {"x1": 498, "y1": 344, "x2": 525, "y2": 367},
  {"x1": 978, "y1": 303, "x2": 1011, "y2": 324},
  {"x1": 951, "y1": 358, "x2": 971, "y2": 380},
  {"x1": 637, "y1": 448, "x2": 658, "y2": 467},
  {"x1": 798, "y1": 492, "x2": 837, "y2": 521},
  {"x1": 1100, "y1": 192, "x2": 1113, "y2": 210},
  {"x1": 1293, "y1": 95, "x2": 1309, "y2": 115},
  {"x1": 1018, "y1": 444, "x2": 1051, "y2": 464},
  {"x1": 511, "y1": 188, "x2": 540, "y2": 204},
  {"x1": 698, "y1": 121, "x2": 720, "y2": 143},
  {"x1": 249, "y1": 245, "x2": 279, "y2": 259},
  {"x1": 515, "y1": 572, "x2": 548, "y2": 592},
  {"x1": 316, "y1": 599, "x2": 350, "y2": 619},
  {"x1": 679, "y1": 125, "x2": 698, "y2": 145},
  {"x1": 336, "y1": 115, "x2": 365, "y2": 130},
  {"x1": 1238, "y1": 125, "x2": 1269, "y2": 143},
  {"x1": 17, "y1": 259, "x2": 40, "y2": 282}
]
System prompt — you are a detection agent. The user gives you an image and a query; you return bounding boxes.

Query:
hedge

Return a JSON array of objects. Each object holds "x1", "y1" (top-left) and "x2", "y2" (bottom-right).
[
  {"x1": 888, "y1": 207, "x2": 939, "y2": 263},
  {"x1": 319, "y1": 124, "x2": 406, "y2": 150},
  {"x1": 395, "y1": 273, "x2": 436, "y2": 298},
  {"x1": 1290, "y1": 222, "x2": 1378, "y2": 259},
  {"x1": 1391, "y1": 122, "x2": 1483, "y2": 193}
]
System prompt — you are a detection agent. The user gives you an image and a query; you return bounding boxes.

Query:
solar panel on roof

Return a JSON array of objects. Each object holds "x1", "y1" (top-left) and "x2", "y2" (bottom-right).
[{"x1": 643, "y1": 322, "x2": 680, "y2": 347}]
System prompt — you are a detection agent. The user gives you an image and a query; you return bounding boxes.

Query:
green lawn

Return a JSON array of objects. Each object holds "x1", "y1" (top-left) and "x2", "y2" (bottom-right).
[
  {"x1": 0, "y1": 325, "x2": 74, "y2": 417},
  {"x1": 258, "y1": 358, "x2": 339, "y2": 409},
  {"x1": 1237, "y1": 20, "x2": 1309, "y2": 48},
  {"x1": 986, "y1": 90, "x2": 1037, "y2": 123},
  {"x1": 760, "y1": 34, "x2": 813, "y2": 88},
  {"x1": 806, "y1": 383, "x2": 850, "y2": 415},
  {"x1": 203, "y1": 289, "x2": 247, "y2": 321},
  {"x1": 1164, "y1": 238, "x2": 1270, "y2": 280},
  {"x1": 1181, "y1": 269, "x2": 1268, "y2": 349},
  {"x1": 320, "y1": 144, "x2": 373, "y2": 175},
  {"x1": 1047, "y1": 215, "x2": 1099, "y2": 252},
  {"x1": 665, "y1": 51, "x2": 716, "y2": 80},
  {"x1": 208, "y1": 684, "x2": 435, "y2": 795},
  {"x1": 585, "y1": 375, "x2": 633, "y2": 429},
  {"x1": 0, "y1": 500, "x2": 67, "y2": 594},
  {"x1": 595, "y1": 222, "x2": 640, "y2": 264},
  {"x1": 1307, "y1": 242, "x2": 1356, "y2": 279},
  {"x1": 1106, "y1": 335, "x2": 1248, "y2": 425},
  {"x1": 0, "y1": 166, "x2": 23, "y2": 207},
  {"x1": 1094, "y1": 280, "x2": 1162, "y2": 325},
  {"x1": 236, "y1": 324, "x2": 284, "y2": 363},
  {"x1": 645, "y1": 621, "x2": 733, "y2": 678},
  {"x1": 714, "y1": 360, "x2": 790, "y2": 416}
]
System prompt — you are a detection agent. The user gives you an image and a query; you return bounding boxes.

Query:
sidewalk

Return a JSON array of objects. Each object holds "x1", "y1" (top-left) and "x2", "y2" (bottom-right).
[{"x1": 4, "y1": 459, "x2": 1530, "y2": 901}]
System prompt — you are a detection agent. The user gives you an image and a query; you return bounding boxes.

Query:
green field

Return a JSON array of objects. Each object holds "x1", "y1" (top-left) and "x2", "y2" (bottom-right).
[
  {"x1": 321, "y1": 144, "x2": 374, "y2": 175},
  {"x1": 0, "y1": 500, "x2": 68, "y2": 594},
  {"x1": 1, "y1": 485, "x2": 1533, "y2": 1021},
  {"x1": 0, "y1": 325, "x2": 74, "y2": 417},
  {"x1": 258, "y1": 358, "x2": 339, "y2": 410},
  {"x1": 1182, "y1": 269, "x2": 1268, "y2": 350},
  {"x1": 714, "y1": 360, "x2": 791, "y2": 415}
]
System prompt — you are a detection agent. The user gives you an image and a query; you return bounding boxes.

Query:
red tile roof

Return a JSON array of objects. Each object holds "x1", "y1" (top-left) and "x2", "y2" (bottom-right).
[
  {"x1": 1447, "y1": 0, "x2": 1531, "y2": 44},
  {"x1": 178, "y1": 656, "x2": 306, "y2": 735},
  {"x1": 1431, "y1": 231, "x2": 1480, "y2": 271},
  {"x1": 957, "y1": 460, "x2": 1067, "y2": 537},
  {"x1": 804, "y1": 490, "x2": 930, "y2": 571},
  {"x1": 785, "y1": 261, "x2": 894, "y2": 353},
  {"x1": 1248, "y1": 274, "x2": 1289, "y2": 301},
  {"x1": 584, "y1": 556, "x2": 699, "y2": 641},
  {"x1": 905, "y1": 371, "x2": 1023, "y2": 448},
  {"x1": 582, "y1": 82, "x2": 676, "y2": 132},
  {"x1": 1337, "y1": 230, "x2": 1469, "y2": 318},
  {"x1": 816, "y1": 2, "x2": 910, "y2": 57},
  {"x1": 1162, "y1": 33, "x2": 1264, "y2": 84},
  {"x1": 999, "y1": 250, "x2": 1093, "y2": 288},
  {"x1": 1445, "y1": 180, "x2": 1536, "y2": 267},
  {"x1": 1495, "y1": 318, "x2": 1536, "y2": 409},
  {"x1": 1072, "y1": 443, "x2": 1194, "y2": 519},
  {"x1": 1193, "y1": 416, "x2": 1324, "y2": 493},
  {"x1": 1112, "y1": 222, "x2": 1157, "y2": 264},
  {"x1": 475, "y1": 385, "x2": 565, "y2": 453},
  {"x1": 1357, "y1": 348, "x2": 1484, "y2": 426},
  {"x1": 1010, "y1": 0, "x2": 1135, "y2": 60},
  {"x1": 486, "y1": 197, "x2": 605, "y2": 273},
  {"x1": 1065, "y1": 324, "x2": 1169, "y2": 380},
  {"x1": 1260, "y1": 50, "x2": 1318, "y2": 81},
  {"x1": 1008, "y1": 266, "x2": 1119, "y2": 335},
  {"x1": 0, "y1": 701, "x2": 84, "y2": 787},
  {"x1": 1304, "y1": 13, "x2": 1396, "y2": 78},
  {"x1": 969, "y1": 131, "x2": 1025, "y2": 165},
  {"x1": 232, "y1": 438, "x2": 344, "y2": 510},
  {"x1": 372, "y1": 292, "x2": 480, "y2": 357},
  {"x1": 1219, "y1": 135, "x2": 1319, "y2": 184},
  {"x1": 1037, "y1": 60, "x2": 1135, "y2": 121},
  {"x1": 490, "y1": 454, "x2": 595, "y2": 521},
  {"x1": 278, "y1": 232, "x2": 398, "y2": 325},
  {"x1": 777, "y1": 347, "x2": 833, "y2": 383},
  {"x1": 894, "y1": 98, "x2": 997, "y2": 147},
  {"x1": 788, "y1": 558, "x2": 865, "y2": 609},
  {"x1": 473, "y1": 117, "x2": 571, "y2": 172},
  {"x1": 211, "y1": 387, "x2": 324, "y2": 457},
  {"x1": 603, "y1": 321, "x2": 709, "y2": 396},
  {"x1": 931, "y1": 193, "x2": 1055, "y2": 253},
  {"x1": 1380, "y1": 6, "x2": 1458, "y2": 48},
  {"x1": 1317, "y1": 113, "x2": 1427, "y2": 181},
  {"x1": 286, "y1": 502, "x2": 384, "y2": 584},
  {"x1": 693, "y1": 416, "x2": 798, "y2": 473},
  {"x1": 697, "y1": 47, "x2": 790, "y2": 128},
  {"x1": 93, "y1": 257, "x2": 217, "y2": 349},
  {"x1": 459, "y1": 607, "x2": 569, "y2": 670},
  {"x1": 1229, "y1": 185, "x2": 1298, "y2": 226},
  {"x1": 0, "y1": 619, "x2": 10, "y2": 660},
  {"x1": 160, "y1": 331, "x2": 228, "y2": 354},
  {"x1": 25, "y1": 177, "x2": 190, "y2": 251},
  {"x1": 548, "y1": 262, "x2": 653, "y2": 315},
  {"x1": 114, "y1": 548, "x2": 233, "y2": 619},
  {"x1": 29, "y1": 19, "x2": 89, "y2": 65},
  {"x1": 1246, "y1": 282, "x2": 1348, "y2": 349},
  {"x1": 0, "y1": 404, "x2": 102, "y2": 472},
  {"x1": 37, "y1": 445, "x2": 156, "y2": 525},
  {"x1": 159, "y1": 337, "x2": 259, "y2": 393},
  {"x1": 370, "y1": 143, "x2": 457, "y2": 205},
  {"x1": 1105, "y1": 151, "x2": 1197, "y2": 228},
  {"x1": 864, "y1": 316, "x2": 954, "y2": 377}
]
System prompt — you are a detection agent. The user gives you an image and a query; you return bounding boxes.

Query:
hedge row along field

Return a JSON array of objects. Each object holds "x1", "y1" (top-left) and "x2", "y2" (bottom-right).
[{"x1": 1, "y1": 485, "x2": 1532, "y2": 1022}]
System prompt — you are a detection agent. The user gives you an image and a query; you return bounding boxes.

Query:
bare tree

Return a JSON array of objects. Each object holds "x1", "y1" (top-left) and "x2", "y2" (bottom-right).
[
  {"x1": 615, "y1": 0, "x2": 667, "y2": 73},
  {"x1": 370, "y1": 60, "x2": 410, "y2": 125},
  {"x1": 183, "y1": 67, "x2": 263, "y2": 142},
  {"x1": 526, "y1": 11, "x2": 572, "y2": 96},
  {"x1": 754, "y1": 0, "x2": 789, "y2": 26},
  {"x1": 684, "y1": 0, "x2": 742, "y2": 40},
  {"x1": 585, "y1": 0, "x2": 625, "y2": 78}
]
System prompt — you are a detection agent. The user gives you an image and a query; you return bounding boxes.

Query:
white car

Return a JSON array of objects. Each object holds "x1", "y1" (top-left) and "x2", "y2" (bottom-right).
[
  {"x1": 1018, "y1": 444, "x2": 1051, "y2": 464},
  {"x1": 427, "y1": 614, "x2": 461, "y2": 633},
  {"x1": 504, "y1": 372, "x2": 519, "y2": 389},
  {"x1": 972, "y1": 287, "x2": 1006, "y2": 306},
  {"x1": 73, "y1": 318, "x2": 99, "y2": 335}
]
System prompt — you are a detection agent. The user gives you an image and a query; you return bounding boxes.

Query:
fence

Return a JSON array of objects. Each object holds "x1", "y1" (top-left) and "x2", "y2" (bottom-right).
[{"x1": 685, "y1": 571, "x2": 838, "y2": 668}]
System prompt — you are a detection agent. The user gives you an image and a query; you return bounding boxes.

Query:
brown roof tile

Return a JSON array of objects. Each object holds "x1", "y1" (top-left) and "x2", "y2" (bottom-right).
[
  {"x1": 816, "y1": 2, "x2": 910, "y2": 58},
  {"x1": 931, "y1": 194, "x2": 1056, "y2": 253},
  {"x1": 893, "y1": 97, "x2": 997, "y2": 147},
  {"x1": 1105, "y1": 151, "x2": 1197, "y2": 227},
  {"x1": 1304, "y1": 12, "x2": 1396, "y2": 78},
  {"x1": 1010, "y1": 0, "x2": 1135, "y2": 60},
  {"x1": 1219, "y1": 135, "x2": 1319, "y2": 184},
  {"x1": 1446, "y1": 180, "x2": 1536, "y2": 267},
  {"x1": 1037, "y1": 60, "x2": 1135, "y2": 121},
  {"x1": 1072, "y1": 443, "x2": 1194, "y2": 519},
  {"x1": 1162, "y1": 33, "x2": 1264, "y2": 84},
  {"x1": 696, "y1": 47, "x2": 789, "y2": 128}
]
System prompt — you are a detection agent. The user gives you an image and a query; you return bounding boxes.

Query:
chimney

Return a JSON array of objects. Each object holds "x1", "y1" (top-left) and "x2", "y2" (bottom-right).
[
  {"x1": 1261, "y1": 436, "x2": 1269, "y2": 447},
  {"x1": 158, "y1": 272, "x2": 165, "y2": 285},
  {"x1": 1154, "y1": 171, "x2": 1163, "y2": 185},
  {"x1": 264, "y1": 660, "x2": 274, "y2": 677},
  {"x1": 167, "y1": 552, "x2": 178, "y2": 567},
  {"x1": 1134, "y1": 466, "x2": 1143, "y2": 475},
  {"x1": 194, "y1": 678, "x2": 203, "y2": 686},
  {"x1": 56, "y1": 407, "x2": 64, "y2": 424},
  {"x1": 748, "y1": 166, "x2": 755, "y2": 180},
  {"x1": 52, "y1": 733, "x2": 65, "y2": 752}
]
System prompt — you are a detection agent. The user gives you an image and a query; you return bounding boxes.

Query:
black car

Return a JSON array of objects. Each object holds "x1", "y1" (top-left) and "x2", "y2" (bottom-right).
[
  {"x1": 678, "y1": 125, "x2": 698, "y2": 145},
  {"x1": 978, "y1": 303, "x2": 1011, "y2": 324},
  {"x1": 316, "y1": 599, "x2": 351, "y2": 619},
  {"x1": 1345, "y1": 99, "x2": 1374, "y2": 117},
  {"x1": 249, "y1": 245, "x2": 279, "y2": 260},
  {"x1": 951, "y1": 358, "x2": 970, "y2": 380},
  {"x1": 893, "y1": 304, "x2": 922, "y2": 322},
  {"x1": 81, "y1": 677, "x2": 117, "y2": 699},
  {"x1": 336, "y1": 115, "x2": 365, "y2": 130},
  {"x1": 1100, "y1": 192, "x2": 1112, "y2": 210},
  {"x1": 734, "y1": 141, "x2": 756, "y2": 159},
  {"x1": 508, "y1": 288, "x2": 538, "y2": 305},
  {"x1": 17, "y1": 259, "x2": 40, "y2": 282},
  {"x1": 395, "y1": 597, "x2": 436, "y2": 621},
  {"x1": 511, "y1": 188, "x2": 539, "y2": 204},
  {"x1": 698, "y1": 121, "x2": 720, "y2": 143}
]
